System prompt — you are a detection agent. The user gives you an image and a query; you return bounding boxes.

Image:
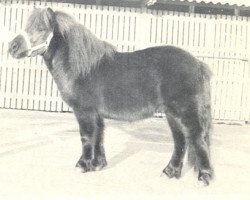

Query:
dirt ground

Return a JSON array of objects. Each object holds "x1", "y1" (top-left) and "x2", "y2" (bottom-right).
[{"x1": 0, "y1": 109, "x2": 250, "y2": 200}]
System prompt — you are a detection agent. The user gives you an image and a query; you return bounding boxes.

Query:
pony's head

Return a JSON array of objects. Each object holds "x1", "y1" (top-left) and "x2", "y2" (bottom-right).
[
  {"x1": 9, "y1": 8, "x2": 55, "y2": 58},
  {"x1": 9, "y1": 7, "x2": 116, "y2": 76}
]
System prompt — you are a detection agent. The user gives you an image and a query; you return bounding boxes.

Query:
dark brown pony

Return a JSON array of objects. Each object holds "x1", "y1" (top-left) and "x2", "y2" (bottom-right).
[{"x1": 9, "y1": 8, "x2": 213, "y2": 186}]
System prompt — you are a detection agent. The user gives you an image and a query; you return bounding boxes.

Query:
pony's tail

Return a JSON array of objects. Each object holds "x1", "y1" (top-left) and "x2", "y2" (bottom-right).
[
  {"x1": 199, "y1": 61, "x2": 212, "y2": 81},
  {"x1": 187, "y1": 121, "x2": 212, "y2": 170},
  {"x1": 188, "y1": 61, "x2": 213, "y2": 169}
]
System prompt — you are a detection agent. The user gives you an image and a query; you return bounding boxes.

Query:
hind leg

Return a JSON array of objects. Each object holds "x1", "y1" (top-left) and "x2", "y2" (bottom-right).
[
  {"x1": 163, "y1": 114, "x2": 187, "y2": 179},
  {"x1": 163, "y1": 95, "x2": 213, "y2": 185},
  {"x1": 180, "y1": 100, "x2": 213, "y2": 185}
]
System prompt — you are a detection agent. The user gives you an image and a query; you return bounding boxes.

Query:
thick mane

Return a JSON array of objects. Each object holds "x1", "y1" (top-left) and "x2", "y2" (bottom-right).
[{"x1": 54, "y1": 11, "x2": 116, "y2": 76}]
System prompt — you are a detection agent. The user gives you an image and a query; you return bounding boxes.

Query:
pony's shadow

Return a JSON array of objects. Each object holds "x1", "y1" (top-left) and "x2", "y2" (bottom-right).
[{"x1": 106, "y1": 122, "x2": 174, "y2": 170}]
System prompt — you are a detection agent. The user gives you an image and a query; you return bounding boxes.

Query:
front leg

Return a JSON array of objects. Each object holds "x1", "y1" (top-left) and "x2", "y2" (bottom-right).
[{"x1": 74, "y1": 109, "x2": 107, "y2": 173}]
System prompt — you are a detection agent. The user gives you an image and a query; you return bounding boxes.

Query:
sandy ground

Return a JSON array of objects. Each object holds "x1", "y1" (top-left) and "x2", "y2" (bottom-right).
[{"x1": 0, "y1": 109, "x2": 250, "y2": 200}]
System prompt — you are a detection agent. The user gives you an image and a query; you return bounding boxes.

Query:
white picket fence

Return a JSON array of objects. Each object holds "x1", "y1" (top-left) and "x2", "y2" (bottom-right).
[{"x1": 0, "y1": 1, "x2": 250, "y2": 121}]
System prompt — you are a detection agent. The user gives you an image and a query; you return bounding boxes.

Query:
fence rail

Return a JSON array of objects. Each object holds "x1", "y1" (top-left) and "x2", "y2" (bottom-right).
[{"x1": 0, "y1": 1, "x2": 250, "y2": 121}]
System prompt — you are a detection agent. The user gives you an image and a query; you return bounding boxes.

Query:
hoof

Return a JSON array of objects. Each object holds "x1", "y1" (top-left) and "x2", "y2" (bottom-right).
[
  {"x1": 75, "y1": 156, "x2": 107, "y2": 173},
  {"x1": 198, "y1": 170, "x2": 212, "y2": 186},
  {"x1": 92, "y1": 156, "x2": 107, "y2": 171},
  {"x1": 163, "y1": 162, "x2": 183, "y2": 179}
]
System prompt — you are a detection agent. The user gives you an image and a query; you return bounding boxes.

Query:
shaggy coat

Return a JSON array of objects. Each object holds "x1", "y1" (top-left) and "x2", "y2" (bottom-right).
[{"x1": 9, "y1": 8, "x2": 213, "y2": 186}]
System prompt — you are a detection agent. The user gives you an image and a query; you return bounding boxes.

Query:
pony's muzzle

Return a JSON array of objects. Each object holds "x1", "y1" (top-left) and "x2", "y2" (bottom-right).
[{"x1": 8, "y1": 34, "x2": 29, "y2": 58}]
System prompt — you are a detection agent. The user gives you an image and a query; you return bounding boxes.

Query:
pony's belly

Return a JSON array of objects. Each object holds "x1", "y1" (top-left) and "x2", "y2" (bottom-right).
[
  {"x1": 100, "y1": 85, "x2": 162, "y2": 121},
  {"x1": 101, "y1": 108, "x2": 155, "y2": 121},
  {"x1": 100, "y1": 102, "x2": 159, "y2": 121}
]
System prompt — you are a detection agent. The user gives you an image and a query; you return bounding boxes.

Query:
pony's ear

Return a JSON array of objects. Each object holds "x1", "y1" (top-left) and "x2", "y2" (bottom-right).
[
  {"x1": 46, "y1": 7, "x2": 54, "y2": 16},
  {"x1": 45, "y1": 7, "x2": 55, "y2": 30}
]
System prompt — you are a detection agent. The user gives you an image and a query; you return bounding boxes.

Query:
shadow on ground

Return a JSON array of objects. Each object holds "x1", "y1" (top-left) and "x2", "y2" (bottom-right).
[{"x1": 106, "y1": 120, "x2": 173, "y2": 169}]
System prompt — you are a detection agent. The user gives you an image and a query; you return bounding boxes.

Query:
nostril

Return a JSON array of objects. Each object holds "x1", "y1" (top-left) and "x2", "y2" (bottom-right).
[{"x1": 11, "y1": 42, "x2": 19, "y2": 52}]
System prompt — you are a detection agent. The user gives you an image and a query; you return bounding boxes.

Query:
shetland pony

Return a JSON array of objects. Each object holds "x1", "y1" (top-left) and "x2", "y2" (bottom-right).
[{"x1": 9, "y1": 8, "x2": 213, "y2": 185}]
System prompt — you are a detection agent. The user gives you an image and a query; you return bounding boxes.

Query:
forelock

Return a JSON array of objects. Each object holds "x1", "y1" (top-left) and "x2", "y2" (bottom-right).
[{"x1": 25, "y1": 8, "x2": 53, "y2": 32}]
